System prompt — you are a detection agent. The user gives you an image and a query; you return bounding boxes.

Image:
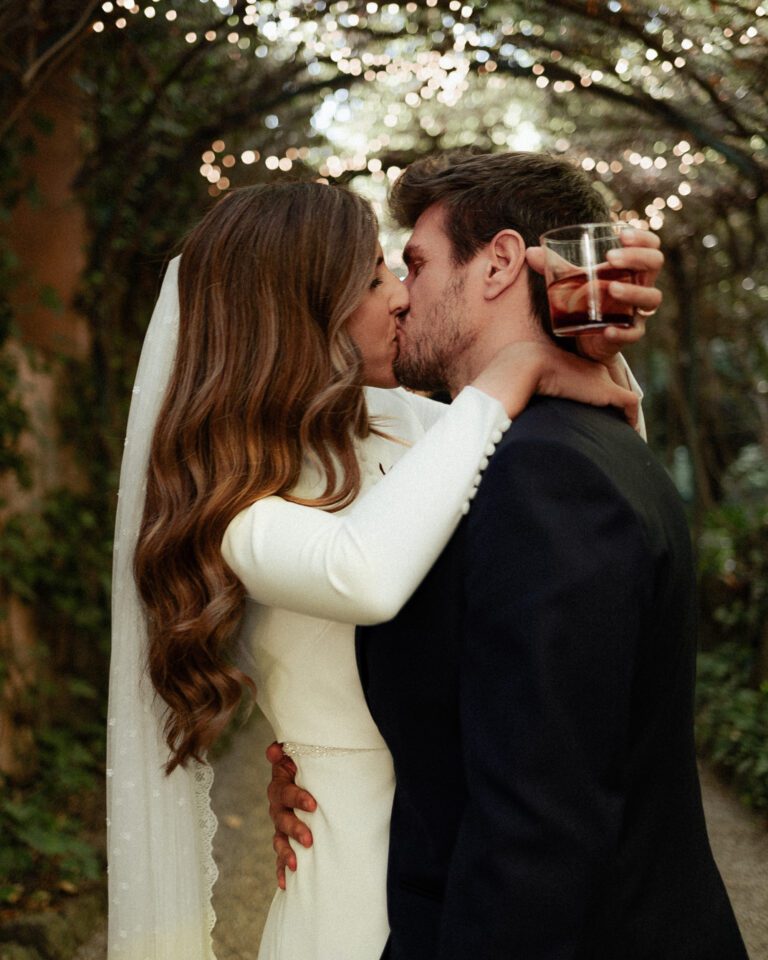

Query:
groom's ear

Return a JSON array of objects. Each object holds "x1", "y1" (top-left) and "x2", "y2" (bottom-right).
[{"x1": 483, "y1": 230, "x2": 527, "y2": 301}]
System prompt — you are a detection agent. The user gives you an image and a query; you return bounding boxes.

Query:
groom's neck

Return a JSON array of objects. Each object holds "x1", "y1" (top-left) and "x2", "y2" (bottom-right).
[{"x1": 448, "y1": 310, "x2": 548, "y2": 399}]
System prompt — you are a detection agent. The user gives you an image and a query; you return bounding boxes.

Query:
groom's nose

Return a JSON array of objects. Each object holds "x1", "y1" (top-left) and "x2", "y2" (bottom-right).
[{"x1": 391, "y1": 278, "x2": 409, "y2": 315}]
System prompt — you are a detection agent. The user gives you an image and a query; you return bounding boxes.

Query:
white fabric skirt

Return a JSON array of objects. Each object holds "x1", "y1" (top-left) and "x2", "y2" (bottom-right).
[{"x1": 258, "y1": 745, "x2": 395, "y2": 960}]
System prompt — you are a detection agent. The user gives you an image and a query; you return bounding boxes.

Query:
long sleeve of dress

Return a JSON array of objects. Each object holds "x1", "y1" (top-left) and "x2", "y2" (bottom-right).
[{"x1": 221, "y1": 386, "x2": 511, "y2": 625}]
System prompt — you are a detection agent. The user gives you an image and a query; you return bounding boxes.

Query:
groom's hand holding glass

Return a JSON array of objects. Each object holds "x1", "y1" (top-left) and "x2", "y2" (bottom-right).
[{"x1": 527, "y1": 224, "x2": 663, "y2": 370}]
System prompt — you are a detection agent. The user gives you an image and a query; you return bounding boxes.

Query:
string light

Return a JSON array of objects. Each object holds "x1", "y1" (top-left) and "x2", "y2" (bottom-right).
[{"x1": 82, "y1": 0, "x2": 761, "y2": 256}]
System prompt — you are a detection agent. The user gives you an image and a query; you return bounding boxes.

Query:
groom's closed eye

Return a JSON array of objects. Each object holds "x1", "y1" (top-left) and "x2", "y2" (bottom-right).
[
  {"x1": 402, "y1": 244, "x2": 426, "y2": 278},
  {"x1": 404, "y1": 257, "x2": 424, "y2": 278}
]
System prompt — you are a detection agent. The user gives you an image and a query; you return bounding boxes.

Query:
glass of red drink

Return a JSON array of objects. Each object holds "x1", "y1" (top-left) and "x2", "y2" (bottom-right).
[{"x1": 540, "y1": 222, "x2": 638, "y2": 336}]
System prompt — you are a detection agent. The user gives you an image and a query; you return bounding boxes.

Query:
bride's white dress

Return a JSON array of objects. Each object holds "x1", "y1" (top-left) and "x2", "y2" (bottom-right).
[{"x1": 221, "y1": 385, "x2": 511, "y2": 960}]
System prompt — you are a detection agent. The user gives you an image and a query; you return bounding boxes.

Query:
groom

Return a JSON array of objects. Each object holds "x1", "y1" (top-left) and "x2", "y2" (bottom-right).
[{"x1": 271, "y1": 152, "x2": 747, "y2": 958}]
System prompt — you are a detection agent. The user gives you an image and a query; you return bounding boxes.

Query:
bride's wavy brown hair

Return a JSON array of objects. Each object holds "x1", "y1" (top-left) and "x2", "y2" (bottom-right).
[{"x1": 134, "y1": 182, "x2": 380, "y2": 773}]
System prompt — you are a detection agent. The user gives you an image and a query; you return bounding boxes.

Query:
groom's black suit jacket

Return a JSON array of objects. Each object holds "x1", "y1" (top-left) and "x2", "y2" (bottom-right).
[{"x1": 356, "y1": 398, "x2": 747, "y2": 960}]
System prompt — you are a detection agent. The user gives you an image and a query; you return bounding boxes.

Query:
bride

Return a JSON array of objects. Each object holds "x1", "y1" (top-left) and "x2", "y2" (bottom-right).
[{"x1": 107, "y1": 179, "x2": 657, "y2": 959}]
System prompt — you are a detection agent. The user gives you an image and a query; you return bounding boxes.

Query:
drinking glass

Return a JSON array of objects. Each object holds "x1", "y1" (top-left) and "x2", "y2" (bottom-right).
[{"x1": 540, "y1": 222, "x2": 638, "y2": 336}]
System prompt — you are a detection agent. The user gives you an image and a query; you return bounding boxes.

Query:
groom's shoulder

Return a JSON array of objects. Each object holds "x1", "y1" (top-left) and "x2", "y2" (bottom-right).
[
  {"x1": 488, "y1": 397, "x2": 681, "y2": 520},
  {"x1": 500, "y1": 396, "x2": 637, "y2": 450},
  {"x1": 486, "y1": 396, "x2": 661, "y2": 495}
]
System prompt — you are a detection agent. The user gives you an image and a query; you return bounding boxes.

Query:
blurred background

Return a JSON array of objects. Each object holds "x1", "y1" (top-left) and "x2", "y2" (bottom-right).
[{"x1": 0, "y1": 0, "x2": 766, "y2": 953}]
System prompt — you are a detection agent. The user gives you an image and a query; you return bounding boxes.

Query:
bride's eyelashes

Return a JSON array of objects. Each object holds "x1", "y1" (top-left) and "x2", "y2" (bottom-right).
[{"x1": 370, "y1": 276, "x2": 384, "y2": 290}]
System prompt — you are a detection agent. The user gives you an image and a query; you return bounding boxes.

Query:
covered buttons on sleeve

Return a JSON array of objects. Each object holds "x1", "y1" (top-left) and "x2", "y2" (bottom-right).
[{"x1": 459, "y1": 406, "x2": 514, "y2": 515}]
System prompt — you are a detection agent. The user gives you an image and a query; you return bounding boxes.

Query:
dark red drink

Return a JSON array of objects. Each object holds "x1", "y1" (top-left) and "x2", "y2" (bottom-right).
[{"x1": 547, "y1": 266, "x2": 638, "y2": 335}]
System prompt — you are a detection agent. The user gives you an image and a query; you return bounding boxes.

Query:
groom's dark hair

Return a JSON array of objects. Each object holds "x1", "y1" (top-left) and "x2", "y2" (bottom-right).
[{"x1": 389, "y1": 151, "x2": 610, "y2": 331}]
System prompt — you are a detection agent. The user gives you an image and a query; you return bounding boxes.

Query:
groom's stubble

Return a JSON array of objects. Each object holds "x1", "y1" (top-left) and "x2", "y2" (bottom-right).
[{"x1": 392, "y1": 271, "x2": 477, "y2": 395}]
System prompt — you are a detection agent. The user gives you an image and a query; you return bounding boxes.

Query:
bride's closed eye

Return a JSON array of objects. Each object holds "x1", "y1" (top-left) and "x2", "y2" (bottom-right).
[{"x1": 369, "y1": 276, "x2": 384, "y2": 290}]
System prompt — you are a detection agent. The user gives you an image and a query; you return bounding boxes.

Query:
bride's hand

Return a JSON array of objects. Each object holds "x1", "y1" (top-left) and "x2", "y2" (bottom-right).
[{"x1": 471, "y1": 340, "x2": 639, "y2": 428}]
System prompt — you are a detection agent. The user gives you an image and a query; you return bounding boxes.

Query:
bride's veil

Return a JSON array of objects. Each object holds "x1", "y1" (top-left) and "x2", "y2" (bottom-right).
[{"x1": 107, "y1": 257, "x2": 218, "y2": 958}]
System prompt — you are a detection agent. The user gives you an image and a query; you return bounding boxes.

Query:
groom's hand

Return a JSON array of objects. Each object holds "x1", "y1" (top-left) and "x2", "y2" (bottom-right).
[{"x1": 266, "y1": 741, "x2": 317, "y2": 889}]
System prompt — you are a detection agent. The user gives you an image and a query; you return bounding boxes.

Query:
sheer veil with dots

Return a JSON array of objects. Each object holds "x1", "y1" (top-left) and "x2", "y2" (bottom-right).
[{"x1": 107, "y1": 257, "x2": 219, "y2": 959}]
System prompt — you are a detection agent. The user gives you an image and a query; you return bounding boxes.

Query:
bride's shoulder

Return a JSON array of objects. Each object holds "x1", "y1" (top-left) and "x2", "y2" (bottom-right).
[
  {"x1": 365, "y1": 386, "x2": 446, "y2": 427},
  {"x1": 364, "y1": 385, "x2": 410, "y2": 409}
]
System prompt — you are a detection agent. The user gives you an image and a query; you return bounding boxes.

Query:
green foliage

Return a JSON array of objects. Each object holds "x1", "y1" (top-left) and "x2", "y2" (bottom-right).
[
  {"x1": 0, "y1": 193, "x2": 30, "y2": 488},
  {"x1": 699, "y1": 504, "x2": 768, "y2": 645},
  {"x1": 0, "y1": 339, "x2": 30, "y2": 490},
  {"x1": 0, "y1": 488, "x2": 111, "y2": 905},
  {"x1": 0, "y1": 718, "x2": 103, "y2": 907},
  {"x1": 0, "y1": 492, "x2": 110, "y2": 896},
  {"x1": 698, "y1": 446, "x2": 768, "y2": 649},
  {"x1": 0, "y1": 489, "x2": 112, "y2": 648},
  {"x1": 696, "y1": 644, "x2": 768, "y2": 813},
  {"x1": 695, "y1": 445, "x2": 768, "y2": 812}
]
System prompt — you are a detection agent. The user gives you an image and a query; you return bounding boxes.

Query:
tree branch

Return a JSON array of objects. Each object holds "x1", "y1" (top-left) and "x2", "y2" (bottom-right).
[
  {"x1": 21, "y1": 0, "x2": 100, "y2": 88},
  {"x1": 0, "y1": 0, "x2": 101, "y2": 140}
]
